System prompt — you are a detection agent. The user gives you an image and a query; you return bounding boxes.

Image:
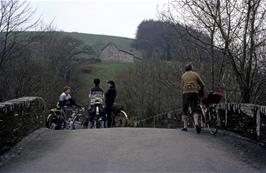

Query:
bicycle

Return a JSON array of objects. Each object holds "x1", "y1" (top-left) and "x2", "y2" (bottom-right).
[
  {"x1": 87, "y1": 96, "x2": 105, "y2": 128},
  {"x1": 46, "y1": 106, "x2": 85, "y2": 130},
  {"x1": 111, "y1": 104, "x2": 129, "y2": 127},
  {"x1": 187, "y1": 103, "x2": 220, "y2": 135},
  {"x1": 70, "y1": 107, "x2": 86, "y2": 129}
]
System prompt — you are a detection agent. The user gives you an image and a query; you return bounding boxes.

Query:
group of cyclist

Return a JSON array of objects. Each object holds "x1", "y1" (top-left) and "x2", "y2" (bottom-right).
[
  {"x1": 56, "y1": 79, "x2": 116, "y2": 128},
  {"x1": 55, "y1": 63, "x2": 223, "y2": 131},
  {"x1": 88, "y1": 79, "x2": 116, "y2": 128}
]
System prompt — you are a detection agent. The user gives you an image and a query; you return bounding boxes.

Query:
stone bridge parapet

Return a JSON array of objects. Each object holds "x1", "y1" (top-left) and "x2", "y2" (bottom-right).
[{"x1": 0, "y1": 97, "x2": 46, "y2": 153}]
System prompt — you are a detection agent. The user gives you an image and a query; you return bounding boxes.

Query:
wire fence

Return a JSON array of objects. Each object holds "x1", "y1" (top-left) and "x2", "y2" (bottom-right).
[{"x1": 131, "y1": 108, "x2": 182, "y2": 128}]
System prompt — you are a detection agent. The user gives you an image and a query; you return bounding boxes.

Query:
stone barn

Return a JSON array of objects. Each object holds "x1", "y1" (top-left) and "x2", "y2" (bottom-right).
[{"x1": 100, "y1": 42, "x2": 138, "y2": 63}]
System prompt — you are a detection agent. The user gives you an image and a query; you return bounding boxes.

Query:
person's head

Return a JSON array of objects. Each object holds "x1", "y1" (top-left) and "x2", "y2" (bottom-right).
[
  {"x1": 94, "y1": 78, "x2": 100, "y2": 86},
  {"x1": 107, "y1": 80, "x2": 115, "y2": 88},
  {"x1": 63, "y1": 86, "x2": 71, "y2": 94},
  {"x1": 185, "y1": 63, "x2": 193, "y2": 71}
]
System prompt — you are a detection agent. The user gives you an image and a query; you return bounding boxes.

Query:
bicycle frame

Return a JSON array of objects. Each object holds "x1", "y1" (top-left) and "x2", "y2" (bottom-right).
[
  {"x1": 188, "y1": 103, "x2": 219, "y2": 135},
  {"x1": 46, "y1": 107, "x2": 85, "y2": 130}
]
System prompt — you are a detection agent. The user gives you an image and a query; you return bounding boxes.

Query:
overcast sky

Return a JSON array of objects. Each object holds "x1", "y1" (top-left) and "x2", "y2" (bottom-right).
[{"x1": 29, "y1": 0, "x2": 166, "y2": 38}]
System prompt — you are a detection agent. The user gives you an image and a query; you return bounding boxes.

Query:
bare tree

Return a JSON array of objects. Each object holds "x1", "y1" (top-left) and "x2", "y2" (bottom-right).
[
  {"x1": 160, "y1": 0, "x2": 266, "y2": 103},
  {"x1": 116, "y1": 60, "x2": 182, "y2": 126},
  {"x1": 37, "y1": 32, "x2": 93, "y2": 84},
  {"x1": 0, "y1": 0, "x2": 38, "y2": 69}
]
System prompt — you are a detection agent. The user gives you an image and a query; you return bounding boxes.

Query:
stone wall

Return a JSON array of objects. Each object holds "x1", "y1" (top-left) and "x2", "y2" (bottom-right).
[
  {"x1": 213, "y1": 103, "x2": 266, "y2": 143},
  {"x1": 0, "y1": 97, "x2": 46, "y2": 154},
  {"x1": 118, "y1": 50, "x2": 134, "y2": 63},
  {"x1": 100, "y1": 43, "x2": 120, "y2": 62},
  {"x1": 100, "y1": 43, "x2": 135, "y2": 63}
]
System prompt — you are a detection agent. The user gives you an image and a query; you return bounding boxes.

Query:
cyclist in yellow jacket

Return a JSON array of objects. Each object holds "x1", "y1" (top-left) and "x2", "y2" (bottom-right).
[{"x1": 181, "y1": 64, "x2": 204, "y2": 133}]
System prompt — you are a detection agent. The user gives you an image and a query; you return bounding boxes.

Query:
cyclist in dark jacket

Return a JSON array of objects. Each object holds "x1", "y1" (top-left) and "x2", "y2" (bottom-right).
[{"x1": 105, "y1": 80, "x2": 117, "y2": 127}]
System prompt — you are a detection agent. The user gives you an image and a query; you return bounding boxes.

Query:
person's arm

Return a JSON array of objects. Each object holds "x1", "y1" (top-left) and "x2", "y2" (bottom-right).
[
  {"x1": 195, "y1": 72, "x2": 204, "y2": 87},
  {"x1": 58, "y1": 93, "x2": 66, "y2": 107},
  {"x1": 181, "y1": 75, "x2": 184, "y2": 93},
  {"x1": 58, "y1": 100, "x2": 65, "y2": 107},
  {"x1": 69, "y1": 98, "x2": 81, "y2": 108},
  {"x1": 99, "y1": 89, "x2": 105, "y2": 99},
  {"x1": 105, "y1": 89, "x2": 110, "y2": 99},
  {"x1": 100, "y1": 92, "x2": 105, "y2": 100},
  {"x1": 89, "y1": 89, "x2": 93, "y2": 98},
  {"x1": 108, "y1": 89, "x2": 116, "y2": 102},
  {"x1": 105, "y1": 89, "x2": 114, "y2": 104},
  {"x1": 113, "y1": 89, "x2": 117, "y2": 100}
]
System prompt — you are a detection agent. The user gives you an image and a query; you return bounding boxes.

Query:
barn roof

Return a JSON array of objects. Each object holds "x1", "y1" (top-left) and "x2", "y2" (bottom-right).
[
  {"x1": 102, "y1": 42, "x2": 135, "y2": 56},
  {"x1": 101, "y1": 42, "x2": 119, "y2": 51},
  {"x1": 101, "y1": 42, "x2": 142, "y2": 61}
]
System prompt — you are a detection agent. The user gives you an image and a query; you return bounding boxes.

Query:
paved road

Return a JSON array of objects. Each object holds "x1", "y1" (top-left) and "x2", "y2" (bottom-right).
[{"x1": 0, "y1": 128, "x2": 266, "y2": 173}]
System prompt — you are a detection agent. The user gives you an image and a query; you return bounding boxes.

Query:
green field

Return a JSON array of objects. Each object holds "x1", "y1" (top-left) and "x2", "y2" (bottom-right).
[
  {"x1": 42, "y1": 31, "x2": 139, "y2": 104},
  {"x1": 76, "y1": 63, "x2": 132, "y2": 104},
  {"x1": 25, "y1": 31, "x2": 141, "y2": 59},
  {"x1": 65, "y1": 32, "x2": 141, "y2": 58}
]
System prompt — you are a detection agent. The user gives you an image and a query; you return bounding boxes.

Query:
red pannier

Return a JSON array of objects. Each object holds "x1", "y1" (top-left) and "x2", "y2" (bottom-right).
[{"x1": 202, "y1": 90, "x2": 225, "y2": 105}]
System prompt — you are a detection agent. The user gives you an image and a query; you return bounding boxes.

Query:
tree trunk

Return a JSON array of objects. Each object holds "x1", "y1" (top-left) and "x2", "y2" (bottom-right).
[{"x1": 241, "y1": 87, "x2": 251, "y2": 103}]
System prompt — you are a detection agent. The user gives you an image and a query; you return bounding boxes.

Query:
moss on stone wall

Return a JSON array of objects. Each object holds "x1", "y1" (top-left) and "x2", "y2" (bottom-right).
[{"x1": 0, "y1": 97, "x2": 46, "y2": 154}]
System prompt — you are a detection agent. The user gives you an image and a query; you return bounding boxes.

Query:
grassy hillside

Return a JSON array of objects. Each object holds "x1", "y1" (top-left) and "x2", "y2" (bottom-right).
[
  {"x1": 66, "y1": 32, "x2": 139, "y2": 104},
  {"x1": 65, "y1": 32, "x2": 141, "y2": 57},
  {"x1": 76, "y1": 63, "x2": 132, "y2": 105},
  {"x1": 26, "y1": 31, "x2": 138, "y2": 104}
]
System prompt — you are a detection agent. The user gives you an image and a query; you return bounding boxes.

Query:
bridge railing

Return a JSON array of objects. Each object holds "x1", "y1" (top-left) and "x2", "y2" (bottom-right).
[
  {"x1": 133, "y1": 103, "x2": 266, "y2": 143},
  {"x1": 132, "y1": 109, "x2": 182, "y2": 128},
  {"x1": 212, "y1": 103, "x2": 266, "y2": 143}
]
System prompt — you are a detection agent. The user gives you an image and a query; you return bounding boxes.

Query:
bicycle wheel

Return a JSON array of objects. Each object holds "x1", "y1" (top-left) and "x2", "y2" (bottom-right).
[
  {"x1": 113, "y1": 110, "x2": 128, "y2": 127},
  {"x1": 94, "y1": 117, "x2": 105, "y2": 128},
  {"x1": 207, "y1": 109, "x2": 219, "y2": 135},
  {"x1": 46, "y1": 114, "x2": 57, "y2": 130},
  {"x1": 72, "y1": 115, "x2": 86, "y2": 129}
]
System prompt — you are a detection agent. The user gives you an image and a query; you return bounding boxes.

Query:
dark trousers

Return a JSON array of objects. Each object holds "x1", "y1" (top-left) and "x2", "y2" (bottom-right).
[
  {"x1": 88, "y1": 104, "x2": 104, "y2": 128},
  {"x1": 104, "y1": 104, "x2": 113, "y2": 128},
  {"x1": 182, "y1": 92, "x2": 199, "y2": 116}
]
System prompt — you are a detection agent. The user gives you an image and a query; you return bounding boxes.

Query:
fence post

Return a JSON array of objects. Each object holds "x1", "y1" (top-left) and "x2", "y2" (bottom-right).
[
  {"x1": 256, "y1": 106, "x2": 261, "y2": 141},
  {"x1": 225, "y1": 103, "x2": 228, "y2": 127},
  {"x1": 153, "y1": 116, "x2": 155, "y2": 128}
]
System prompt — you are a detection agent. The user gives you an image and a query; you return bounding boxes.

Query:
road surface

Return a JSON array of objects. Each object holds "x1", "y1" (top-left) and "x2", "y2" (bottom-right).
[{"x1": 0, "y1": 128, "x2": 266, "y2": 173}]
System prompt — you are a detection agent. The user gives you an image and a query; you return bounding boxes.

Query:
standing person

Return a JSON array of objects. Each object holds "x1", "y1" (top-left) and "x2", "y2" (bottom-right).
[
  {"x1": 88, "y1": 78, "x2": 104, "y2": 128},
  {"x1": 181, "y1": 64, "x2": 204, "y2": 133},
  {"x1": 89, "y1": 78, "x2": 104, "y2": 98},
  {"x1": 105, "y1": 80, "x2": 117, "y2": 128}
]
